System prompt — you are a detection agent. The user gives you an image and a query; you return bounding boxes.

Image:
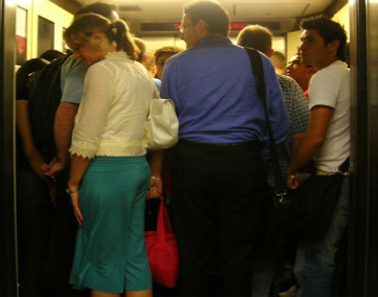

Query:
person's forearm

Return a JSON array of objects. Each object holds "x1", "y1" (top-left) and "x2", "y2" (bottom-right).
[
  {"x1": 68, "y1": 154, "x2": 91, "y2": 189},
  {"x1": 287, "y1": 106, "x2": 332, "y2": 176},
  {"x1": 54, "y1": 103, "x2": 79, "y2": 165},
  {"x1": 286, "y1": 136, "x2": 323, "y2": 176},
  {"x1": 149, "y1": 150, "x2": 164, "y2": 178},
  {"x1": 291, "y1": 133, "x2": 305, "y2": 155}
]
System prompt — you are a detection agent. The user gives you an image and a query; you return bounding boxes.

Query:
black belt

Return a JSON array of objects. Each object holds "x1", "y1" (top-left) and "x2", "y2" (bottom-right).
[
  {"x1": 180, "y1": 139, "x2": 256, "y2": 147},
  {"x1": 212, "y1": 142, "x2": 252, "y2": 147}
]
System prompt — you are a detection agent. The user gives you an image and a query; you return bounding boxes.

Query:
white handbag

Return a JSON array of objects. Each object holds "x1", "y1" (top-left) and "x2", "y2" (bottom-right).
[{"x1": 146, "y1": 97, "x2": 179, "y2": 151}]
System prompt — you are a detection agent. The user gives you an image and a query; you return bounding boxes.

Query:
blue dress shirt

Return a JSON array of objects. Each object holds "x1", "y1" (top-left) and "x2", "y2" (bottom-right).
[
  {"x1": 160, "y1": 36, "x2": 288, "y2": 160},
  {"x1": 153, "y1": 78, "x2": 161, "y2": 90}
]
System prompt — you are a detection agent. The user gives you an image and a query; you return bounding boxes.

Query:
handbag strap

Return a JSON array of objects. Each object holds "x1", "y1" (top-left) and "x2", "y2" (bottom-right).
[
  {"x1": 244, "y1": 47, "x2": 286, "y2": 198},
  {"x1": 156, "y1": 192, "x2": 174, "y2": 243}
]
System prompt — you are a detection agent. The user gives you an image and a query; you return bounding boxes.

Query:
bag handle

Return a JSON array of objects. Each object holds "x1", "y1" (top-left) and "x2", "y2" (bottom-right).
[
  {"x1": 244, "y1": 47, "x2": 287, "y2": 199},
  {"x1": 156, "y1": 192, "x2": 174, "y2": 243}
]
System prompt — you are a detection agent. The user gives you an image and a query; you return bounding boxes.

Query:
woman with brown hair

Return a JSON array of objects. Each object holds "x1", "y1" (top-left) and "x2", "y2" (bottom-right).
[{"x1": 63, "y1": 13, "x2": 157, "y2": 297}]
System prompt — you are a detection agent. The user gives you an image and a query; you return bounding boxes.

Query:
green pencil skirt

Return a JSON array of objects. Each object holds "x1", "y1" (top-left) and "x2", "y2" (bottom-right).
[{"x1": 69, "y1": 156, "x2": 152, "y2": 293}]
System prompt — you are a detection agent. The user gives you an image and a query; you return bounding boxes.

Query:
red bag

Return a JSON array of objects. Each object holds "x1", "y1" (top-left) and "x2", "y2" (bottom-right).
[{"x1": 145, "y1": 194, "x2": 179, "y2": 288}]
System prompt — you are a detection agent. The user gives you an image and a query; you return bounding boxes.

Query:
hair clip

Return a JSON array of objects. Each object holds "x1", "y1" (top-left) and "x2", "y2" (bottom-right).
[{"x1": 110, "y1": 23, "x2": 117, "y2": 35}]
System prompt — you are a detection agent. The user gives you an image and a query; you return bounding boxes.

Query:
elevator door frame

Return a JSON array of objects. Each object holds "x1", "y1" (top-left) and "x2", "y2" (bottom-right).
[
  {"x1": 0, "y1": 0, "x2": 17, "y2": 295},
  {"x1": 348, "y1": 0, "x2": 378, "y2": 295},
  {"x1": 1, "y1": 1, "x2": 378, "y2": 296}
]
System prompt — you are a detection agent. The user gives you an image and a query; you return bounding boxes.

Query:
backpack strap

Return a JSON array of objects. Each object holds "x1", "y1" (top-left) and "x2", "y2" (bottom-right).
[{"x1": 244, "y1": 47, "x2": 286, "y2": 198}]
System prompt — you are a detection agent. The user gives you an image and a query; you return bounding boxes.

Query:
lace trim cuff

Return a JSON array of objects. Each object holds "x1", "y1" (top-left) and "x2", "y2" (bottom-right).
[
  {"x1": 69, "y1": 145, "x2": 96, "y2": 159},
  {"x1": 70, "y1": 140, "x2": 147, "y2": 158}
]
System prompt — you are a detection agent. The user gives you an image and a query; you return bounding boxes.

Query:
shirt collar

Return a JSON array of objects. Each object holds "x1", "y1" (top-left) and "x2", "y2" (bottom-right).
[{"x1": 198, "y1": 35, "x2": 233, "y2": 46}]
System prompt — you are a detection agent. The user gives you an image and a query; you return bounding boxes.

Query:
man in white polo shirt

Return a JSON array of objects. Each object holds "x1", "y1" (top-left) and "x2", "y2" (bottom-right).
[{"x1": 286, "y1": 15, "x2": 350, "y2": 297}]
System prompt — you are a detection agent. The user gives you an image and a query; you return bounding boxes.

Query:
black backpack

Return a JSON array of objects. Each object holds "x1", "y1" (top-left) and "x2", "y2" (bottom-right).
[{"x1": 28, "y1": 52, "x2": 73, "y2": 163}]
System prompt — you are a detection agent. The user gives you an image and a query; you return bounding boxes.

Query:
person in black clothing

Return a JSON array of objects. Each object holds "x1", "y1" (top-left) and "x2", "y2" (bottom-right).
[
  {"x1": 16, "y1": 57, "x2": 55, "y2": 296},
  {"x1": 40, "y1": 49, "x2": 65, "y2": 62}
]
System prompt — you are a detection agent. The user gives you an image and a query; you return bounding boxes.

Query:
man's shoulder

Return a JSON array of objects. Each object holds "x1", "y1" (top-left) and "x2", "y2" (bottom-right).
[
  {"x1": 276, "y1": 74, "x2": 307, "y2": 107},
  {"x1": 277, "y1": 73, "x2": 302, "y2": 93},
  {"x1": 277, "y1": 73, "x2": 297, "y2": 86},
  {"x1": 169, "y1": 43, "x2": 247, "y2": 63},
  {"x1": 309, "y1": 61, "x2": 349, "y2": 107},
  {"x1": 62, "y1": 55, "x2": 87, "y2": 75},
  {"x1": 61, "y1": 55, "x2": 87, "y2": 104},
  {"x1": 314, "y1": 61, "x2": 349, "y2": 80},
  {"x1": 310, "y1": 64, "x2": 349, "y2": 93}
]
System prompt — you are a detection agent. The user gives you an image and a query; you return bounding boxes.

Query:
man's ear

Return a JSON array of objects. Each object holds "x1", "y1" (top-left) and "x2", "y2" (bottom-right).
[
  {"x1": 328, "y1": 39, "x2": 340, "y2": 53},
  {"x1": 305, "y1": 67, "x2": 316, "y2": 77},
  {"x1": 267, "y1": 49, "x2": 274, "y2": 58},
  {"x1": 197, "y1": 19, "x2": 207, "y2": 33}
]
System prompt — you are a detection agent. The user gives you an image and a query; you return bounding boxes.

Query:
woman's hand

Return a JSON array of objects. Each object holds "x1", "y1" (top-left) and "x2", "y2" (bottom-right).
[
  {"x1": 70, "y1": 191, "x2": 83, "y2": 226},
  {"x1": 68, "y1": 155, "x2": 91, "y2": 226},
  {"x1": 147, "y1": 178, "x2": 163, "y2": 199}
]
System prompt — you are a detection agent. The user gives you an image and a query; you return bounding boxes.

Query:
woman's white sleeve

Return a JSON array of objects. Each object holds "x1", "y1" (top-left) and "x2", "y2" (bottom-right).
[{"x1": 70, "y1": 64, "x2": 114, "y2": 158}]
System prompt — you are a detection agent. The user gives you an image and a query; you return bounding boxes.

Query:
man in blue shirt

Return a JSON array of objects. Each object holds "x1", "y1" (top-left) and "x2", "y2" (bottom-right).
[{"x1": 160, "y1": 1, "x2": 288, "y2": 296}]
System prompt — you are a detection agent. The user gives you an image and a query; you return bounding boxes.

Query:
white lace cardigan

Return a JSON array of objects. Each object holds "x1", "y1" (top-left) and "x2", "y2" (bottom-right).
[{"x1": 69, "y1": 52, "x2": 155, "y2": 158}]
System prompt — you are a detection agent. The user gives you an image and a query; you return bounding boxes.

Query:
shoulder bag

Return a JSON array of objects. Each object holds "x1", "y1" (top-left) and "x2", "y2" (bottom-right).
[
  {"x1": 290, "y1": 158, "x2": 350, "y2": 238},
  {"x1": 244, "y1": 47, "x2": 292, "y2": 252},
  {"x1": 146, "y1": 90, "x2": 179, "y2": 151}
]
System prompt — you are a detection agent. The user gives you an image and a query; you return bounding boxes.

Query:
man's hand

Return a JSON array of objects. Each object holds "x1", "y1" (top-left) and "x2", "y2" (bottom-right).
[
  {"x1": 286, "y1": 174, "x2": 299, "y2": 189},
  {"x1": 41, "y1": 157, "x2": 56, "y2": 172},
  {"x1": 42, "y1": 156, "x2": 69, "y2": 176}
]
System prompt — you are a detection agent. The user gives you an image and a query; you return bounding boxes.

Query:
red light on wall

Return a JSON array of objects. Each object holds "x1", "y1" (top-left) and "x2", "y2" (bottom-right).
[{"x1": 230, "y1": 23, "x2": 246, "y2": 30}]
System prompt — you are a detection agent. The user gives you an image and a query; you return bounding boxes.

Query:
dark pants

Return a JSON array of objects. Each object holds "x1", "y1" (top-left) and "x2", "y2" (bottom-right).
[
  {"x1": 171, "y1": 140, "x2": 267, "y2": 297},
  {"x1": 17, "y1": 170, "x2": 53, "y2": 297},
  {"x1": 251, "y1": 188, "x2": 288, "y2": 297}
]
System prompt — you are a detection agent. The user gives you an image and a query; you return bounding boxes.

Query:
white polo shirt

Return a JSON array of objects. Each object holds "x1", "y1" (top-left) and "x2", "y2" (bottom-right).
[{"x1": 309, "y1": 60, "x2": 350, "y2": 172}]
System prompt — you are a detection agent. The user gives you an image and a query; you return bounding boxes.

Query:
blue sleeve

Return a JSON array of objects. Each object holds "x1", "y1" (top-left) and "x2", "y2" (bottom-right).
[
  {"x1": 160, "y1": 60, "x2": 177, "y2": 110},
  {"x1": 60, "y1": 56, "x2": 88, "y2": 104},
  {"x1": 261, "y1": 55, "x2": 289, "y2": 159},
  {"x1": 160, "y1": 63, "x2": 171, "y2": 99}
]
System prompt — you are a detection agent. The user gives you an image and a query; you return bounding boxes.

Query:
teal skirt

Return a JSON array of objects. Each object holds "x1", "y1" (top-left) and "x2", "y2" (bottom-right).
[{"x1": 69, "y1": 156, "x2": 152, "y2": 293}]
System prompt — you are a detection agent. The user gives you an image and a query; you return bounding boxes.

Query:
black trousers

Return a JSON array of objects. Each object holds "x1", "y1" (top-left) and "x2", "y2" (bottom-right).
[
  {"x1": 17, "y1": 170, "x2": 53, "y2": 297},
  {"x1": 171, "y1": 140, "x2": 267, "y2": 297}
]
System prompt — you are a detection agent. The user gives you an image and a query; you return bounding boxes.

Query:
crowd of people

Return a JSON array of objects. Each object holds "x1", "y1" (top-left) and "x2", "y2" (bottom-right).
[{"x1": 15, "y1": 1, "x2": 350, "y2": 297}]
